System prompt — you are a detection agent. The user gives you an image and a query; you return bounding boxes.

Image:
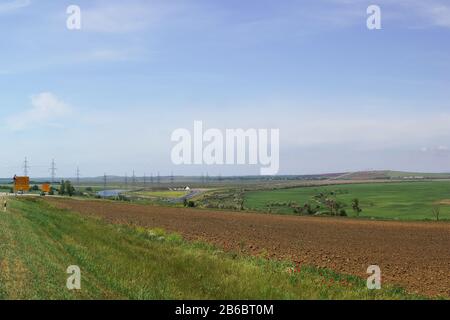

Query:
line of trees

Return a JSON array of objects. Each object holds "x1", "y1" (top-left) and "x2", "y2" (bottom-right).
[{"x1": 58, "y1": 180, "x2": 75, "y2": 196}]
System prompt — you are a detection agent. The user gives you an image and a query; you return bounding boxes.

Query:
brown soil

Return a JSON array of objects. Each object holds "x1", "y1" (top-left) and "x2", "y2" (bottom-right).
[{"x1": 46, "y1": 198, "x2": 450, "y2": 297}]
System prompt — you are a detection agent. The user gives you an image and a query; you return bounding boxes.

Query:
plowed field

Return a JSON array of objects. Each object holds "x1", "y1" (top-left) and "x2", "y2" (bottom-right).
[{"x1": 46, "y1": 198, "x2": 450, "y2": 297}]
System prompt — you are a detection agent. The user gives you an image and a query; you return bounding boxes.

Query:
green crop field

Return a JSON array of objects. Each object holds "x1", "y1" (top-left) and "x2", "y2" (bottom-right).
[
  {"x1": 0, "y1": 198, "x2": 418, "y2": 300},
  {"x1": 244, "y1": 181, "x2": 450, "y2": 220}
]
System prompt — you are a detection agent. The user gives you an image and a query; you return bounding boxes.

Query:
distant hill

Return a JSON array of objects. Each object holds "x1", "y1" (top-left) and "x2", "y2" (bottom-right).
[
  {"x1": 1, "y1": 170, "x2": 449, "y2": 185},
  {"x1": 332, "y1": 170, "x2": 450, "y2": 180}
]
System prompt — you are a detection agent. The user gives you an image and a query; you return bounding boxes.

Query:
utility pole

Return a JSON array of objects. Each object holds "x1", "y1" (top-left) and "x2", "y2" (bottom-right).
[
  {"x1": 23, "y1": 157, "x2": 29, "y2": 176},
  {"x1": 132, "y1": 170, "x2": 136, "y2": 188},
  {"x1": 50, "y1": 159, "x2": 57, "y2": 184},
  {"x1": 76, "y1": 167, "x2": 80, "y2": 186},
  {"x1": 157, "y1": 172, "x2": 160, "y2": 185}
]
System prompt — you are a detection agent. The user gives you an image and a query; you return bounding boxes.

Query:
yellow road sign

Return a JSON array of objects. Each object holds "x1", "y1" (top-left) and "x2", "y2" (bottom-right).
[
  {"x1": 14, "y1": 176, "x2": 30, "y2": 192},
  {"x1": 42, "y1": 184, "x2": 51, "y2": 193}
]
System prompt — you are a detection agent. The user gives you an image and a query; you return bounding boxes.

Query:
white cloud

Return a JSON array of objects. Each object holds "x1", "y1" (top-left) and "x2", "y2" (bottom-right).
[
  {"x1": 6, "y1": 92, "x2": 72, "y2": 131},
  {"x1": 76, "y1": 48, "x2": 146, "y2": 62},
  {"x1": 81, "y1": 0, "x2": 178, "y2": 33},
  {"x1": 421, "y1": 2, "x2": 450, "y2": 27},
  {"x1": 322, "y1": 0, "x2": 450, "y2": 29},
  {"x1": 285, "y1": 113, "x2": 450, "y2": 149},
  {"x1": 0, "y1": 0, "x2": 30, "y2": 14}
]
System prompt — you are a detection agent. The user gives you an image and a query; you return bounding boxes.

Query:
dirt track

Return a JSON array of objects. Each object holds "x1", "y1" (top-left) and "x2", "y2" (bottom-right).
[{"x1": 46, "y1": 198, "x2": 450, "y2": 297}]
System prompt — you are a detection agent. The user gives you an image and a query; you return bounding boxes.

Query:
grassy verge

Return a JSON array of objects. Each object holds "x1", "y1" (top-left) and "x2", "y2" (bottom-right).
[{"x1": 0, "y1": 198, "x2": 421, "y2": 300}]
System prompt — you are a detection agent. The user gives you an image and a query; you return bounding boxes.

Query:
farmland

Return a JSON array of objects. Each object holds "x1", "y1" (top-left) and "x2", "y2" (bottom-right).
[
  {"x1": 0, "y1": 198, "x2": 418, "y2": 300},
  {"x1": 236, "y1": 181, "x2": 450, "y2": 220},
  {"x1": 1, "y1": 178, "x2": 449, "y2": 300},
  {"x1": 46, "y1": 197, "x2": 450, "y2": 297}
]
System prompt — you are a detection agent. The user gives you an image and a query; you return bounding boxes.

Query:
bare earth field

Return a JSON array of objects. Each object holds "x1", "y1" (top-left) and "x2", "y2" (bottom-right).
[{"x1": 46, "y1": 198, "x2": 450, "y2": 297}]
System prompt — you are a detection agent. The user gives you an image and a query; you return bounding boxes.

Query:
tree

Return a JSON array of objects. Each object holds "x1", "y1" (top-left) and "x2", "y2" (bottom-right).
[
  {"x1": 325, "y1": 198, "x2": 343, "y2": 216},
  {"x1": 58, "y1": 180, "x2": 75, "y2": 196},
  {"x1": 432, "y1": 206, "x2": 440, "y2": 221},
  {"x1": 65, "y1": 180, "x2": 75, "y2": 196},
  {"x1": 352, "y1": 198, "x2": 363, "y2": 217},
  {"x1": 58, "y1": 180, "x2": 66, "y2": 195}
]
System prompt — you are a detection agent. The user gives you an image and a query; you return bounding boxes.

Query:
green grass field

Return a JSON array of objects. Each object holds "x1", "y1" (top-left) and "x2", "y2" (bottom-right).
[
  {"x1": 0, "y1": 198, "x2": 418, "y2": 300},
  {"x1": 244, "y1": 181, "x2": 450, "y2": 220}
]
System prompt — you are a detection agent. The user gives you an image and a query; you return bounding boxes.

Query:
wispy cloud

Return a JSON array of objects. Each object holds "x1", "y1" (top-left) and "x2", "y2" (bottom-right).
[
  {"x1": 81, "y1": 0, "x2": 179, "y2": 33},
  {"x1": 0, "y1": 0, "x2": 31, "y2": 14},
  {"x1": 6, "y1": 92, "x2": 72, "y2": 131},
  {"x1": 291, "y1": 113, "x2": 450, "y2": 149},
  {"x1": 77, "y1": 47, "x2": 147, "y2": 62},
  {"x1": 333, "y1": 0, "x2": 450, "y2": 29},
  {"x1": 419, "y1": 1, "x2": 450, "y2": 28}
]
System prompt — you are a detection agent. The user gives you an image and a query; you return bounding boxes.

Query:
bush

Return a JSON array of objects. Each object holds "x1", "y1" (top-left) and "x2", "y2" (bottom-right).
[{"x1": 187, "y1": 201, "x2": 196, "y2": 207}]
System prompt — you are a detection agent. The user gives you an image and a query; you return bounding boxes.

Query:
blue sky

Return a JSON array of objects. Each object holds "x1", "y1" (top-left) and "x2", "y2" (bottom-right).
[{"x1": 0, "y1": 0, "x2": 450, "y2": 177}]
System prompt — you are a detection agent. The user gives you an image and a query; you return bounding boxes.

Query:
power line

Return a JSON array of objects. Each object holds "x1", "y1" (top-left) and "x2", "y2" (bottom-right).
[
  {"x1": 23, "y1": 157, "x2": 29, "y2": 176},
  {"x1": 76, "y1": 167, "x2": 80, "y2": 185},
  {"x1": 103, "y1": 173, "x2": 107, "y2": 196},
  {"x1": 50, "y1": 159, "x2": 57, "y2": 183}
]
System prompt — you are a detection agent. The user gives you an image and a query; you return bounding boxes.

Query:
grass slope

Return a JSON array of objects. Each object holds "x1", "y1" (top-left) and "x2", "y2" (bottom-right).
[
  {"x1": 244, "y1": 181, "x2": 450, "y2": 220},
  {"x1": 0, "y1": 198, "x2": 419, "y2": 300}
]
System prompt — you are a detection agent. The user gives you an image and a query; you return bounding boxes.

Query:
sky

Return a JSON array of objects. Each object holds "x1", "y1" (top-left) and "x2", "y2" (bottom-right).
[{"x1": 0, "y1": 0, "x2": 449, "y2": 177}]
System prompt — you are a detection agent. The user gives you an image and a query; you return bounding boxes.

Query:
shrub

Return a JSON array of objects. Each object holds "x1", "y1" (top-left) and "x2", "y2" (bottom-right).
[{"x1": 187, "y1": 201, "x2": 196, "y2": 207}]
